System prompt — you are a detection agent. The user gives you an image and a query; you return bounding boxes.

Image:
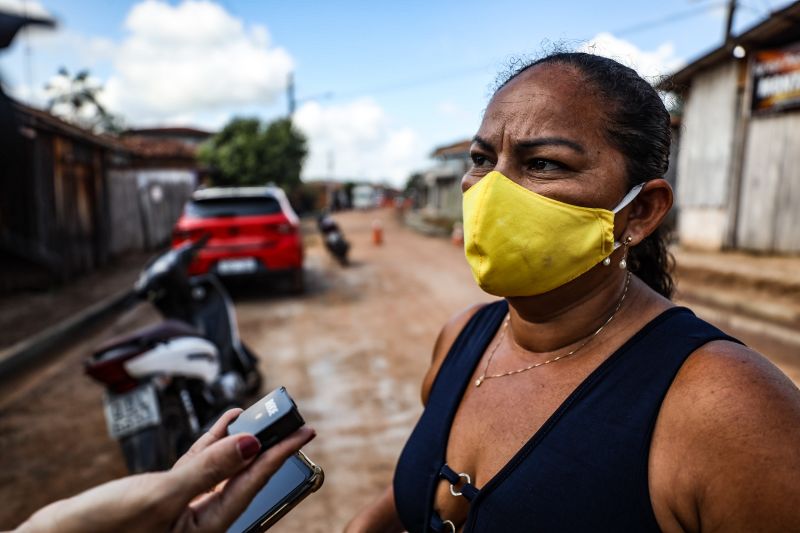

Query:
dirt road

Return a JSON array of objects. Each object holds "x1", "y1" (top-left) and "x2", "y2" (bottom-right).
[
  {"x1": 0, "y1": 209, "x2": 491, "y2": 530},
  {"x1": 233, "y1": 211, "x2": 491, "y2": 532},
  {"x1": 1, "y1": 208, "x2": 798, "y2": 530}
]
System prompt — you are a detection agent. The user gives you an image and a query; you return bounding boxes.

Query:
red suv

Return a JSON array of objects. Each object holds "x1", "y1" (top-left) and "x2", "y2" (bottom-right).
[{"x1": 172, "y1": 187, "x2": 303, "y2": 290}]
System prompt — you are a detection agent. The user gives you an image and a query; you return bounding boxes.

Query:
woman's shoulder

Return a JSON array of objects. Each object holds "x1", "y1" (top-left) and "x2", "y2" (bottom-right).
[
  {"x1": 652, "y1": 336, "x2": 800, "y2": 530},
  {"x1": 420, "y1": 302, "x2": 492, "y2": 405},
  {"x1": 667, "y1": 335, "x2": 799, "y2": 424}
]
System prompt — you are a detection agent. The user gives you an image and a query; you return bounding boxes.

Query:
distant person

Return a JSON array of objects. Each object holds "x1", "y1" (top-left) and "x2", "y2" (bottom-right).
[
  {"x1": 346, "y1": 52, "x2": 800, "y2": 532},
  {"x1": 14, "y1": 409, "x2": 314, "y2": 532}
]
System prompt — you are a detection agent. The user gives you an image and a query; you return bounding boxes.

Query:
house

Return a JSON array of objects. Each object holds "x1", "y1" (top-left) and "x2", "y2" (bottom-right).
[
  {"x1": 0, "y1": 103, "x2": 203, "y2": 292},
  {"x1": 113, "y1": 128, "x2": 211, "y2": 253},
  {"x1": 421, "y1": 139, "x2": 470, "y2": 221},
  {"x1": 662, "y1": 1, "x2": 800, "y2": 253},
  {"x1": 122, "y1": 126, "x2": 212, "y2": 149},
  {"x1": 1, "y1": 101, "x2": 128, "y2": 289}
]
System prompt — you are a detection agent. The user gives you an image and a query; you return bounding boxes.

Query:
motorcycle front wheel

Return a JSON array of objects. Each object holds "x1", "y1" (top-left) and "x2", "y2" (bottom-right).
[{"x1": 241, "y1": 343, "x2": 263, "y2": 396}]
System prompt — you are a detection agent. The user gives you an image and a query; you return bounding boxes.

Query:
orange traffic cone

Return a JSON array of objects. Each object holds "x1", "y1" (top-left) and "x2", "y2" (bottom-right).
[
  {"x1": 451, "y1": 222, "x2": 464, "y2": 246},
  {"x1": 372, "y1": 219, "x2": 383, "y2": 246}
]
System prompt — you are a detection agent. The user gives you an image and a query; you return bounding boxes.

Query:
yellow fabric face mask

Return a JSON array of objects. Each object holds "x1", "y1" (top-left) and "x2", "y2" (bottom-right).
[{"x1": 463, "y1": 171, "x2": 643, "y2": 297}]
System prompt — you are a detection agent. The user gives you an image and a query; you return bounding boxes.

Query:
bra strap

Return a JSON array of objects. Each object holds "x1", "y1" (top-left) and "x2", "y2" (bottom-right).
[{"x1": 439, "y1": 463, "x2": 479, "y2": 501}]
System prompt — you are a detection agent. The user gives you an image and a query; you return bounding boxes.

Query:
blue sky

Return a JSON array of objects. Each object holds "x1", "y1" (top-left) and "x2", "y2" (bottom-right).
[{"x1": 0, "y1": 0, "x2": 791, "y2": 184}]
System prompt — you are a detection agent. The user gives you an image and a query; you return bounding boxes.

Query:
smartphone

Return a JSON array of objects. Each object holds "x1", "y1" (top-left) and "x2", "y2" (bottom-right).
[{"x1": 227, "y1": 450, "x2": 324, "y2": 533}]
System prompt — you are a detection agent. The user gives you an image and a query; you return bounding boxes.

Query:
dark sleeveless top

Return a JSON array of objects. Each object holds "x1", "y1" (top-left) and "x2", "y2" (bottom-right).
[{"x1": 393, "y1": 302, "x2": 740, "y2": 532}]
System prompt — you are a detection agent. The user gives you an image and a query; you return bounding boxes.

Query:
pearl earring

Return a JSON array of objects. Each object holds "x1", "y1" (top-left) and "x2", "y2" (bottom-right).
[
  {"x1": 602, "y1": 257, "x2": 611, "y2": 266},
  {"x1": 619, "y1": 236, "x2": 633, "y2": 269}
]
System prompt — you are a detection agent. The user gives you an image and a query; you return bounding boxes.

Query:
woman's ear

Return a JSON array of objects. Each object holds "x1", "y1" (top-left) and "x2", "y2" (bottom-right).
[{"x1": 621, "y1": 179, "x2": 673, "y2": 245}]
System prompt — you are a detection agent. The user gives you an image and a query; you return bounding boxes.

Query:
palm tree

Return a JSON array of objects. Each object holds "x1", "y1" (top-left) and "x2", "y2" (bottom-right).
[{"x1": 45, "y1": 67, "x2": 122, "y2": 133}]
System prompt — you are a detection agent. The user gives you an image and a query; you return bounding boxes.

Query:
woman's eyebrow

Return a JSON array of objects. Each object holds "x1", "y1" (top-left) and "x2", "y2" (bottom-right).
[
  {"x1": 471, "y1": 135, "x2": 494, "y2": 151},
  {"x1": 515, "y1": 137, "x2": 586, "y2": 154},
  {"x1": 471, "y1": 135, "x2": 587, "y2": 155}
]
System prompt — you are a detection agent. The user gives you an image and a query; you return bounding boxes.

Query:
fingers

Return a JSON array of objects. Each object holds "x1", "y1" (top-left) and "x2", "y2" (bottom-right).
[
  {"x1": 197, "y1": 426, "x2": 316, "y2": 530},
  {"x1": 166, "y1": 430, "x2": 262, "y2": 505},
  {"x1": 174, "y1": 408, "x2": 243, "y2": 469}
]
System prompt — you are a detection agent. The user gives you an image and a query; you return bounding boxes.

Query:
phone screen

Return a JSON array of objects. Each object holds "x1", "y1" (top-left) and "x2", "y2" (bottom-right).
[{"x1": 227, "y1": 455, "x2": 312, "y2": 533}]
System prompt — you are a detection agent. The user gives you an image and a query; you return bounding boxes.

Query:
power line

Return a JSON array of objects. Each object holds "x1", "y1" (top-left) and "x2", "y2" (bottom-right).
[
  {"x1": 296, "y1": 3, "x2": 734, "y2": 104},
  {"x1": 611, "y1": 2, "x2": 728, "y2": 37},
  {"x1": 321, "y1": 63, "x2": 497, "y2": 102}
]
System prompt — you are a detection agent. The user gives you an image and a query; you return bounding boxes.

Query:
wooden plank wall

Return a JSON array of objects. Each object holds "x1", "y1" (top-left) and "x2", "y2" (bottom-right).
[
  {"x1": 49, "y1": 136, "x2": 110, "y2": 276},
  {"x1": 107, "y1": 170, "x2": 146, "y2": 255},
  {"x1": 676, "y1": 62, "x2": 739, "y2": 208},
  {"x1": 737, "y1": 112, "x2": 800, "y2": 253}
]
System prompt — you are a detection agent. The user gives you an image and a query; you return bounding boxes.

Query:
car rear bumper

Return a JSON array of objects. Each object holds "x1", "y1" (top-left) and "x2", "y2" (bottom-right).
[{"x1": 188, "y1": 241, "x2": 303, "y2": 277}]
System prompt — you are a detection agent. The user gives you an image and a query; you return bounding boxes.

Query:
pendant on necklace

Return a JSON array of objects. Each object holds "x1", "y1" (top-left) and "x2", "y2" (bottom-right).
[{"x1": 475, "y1": 377, "x2": 483, "y2": 387}]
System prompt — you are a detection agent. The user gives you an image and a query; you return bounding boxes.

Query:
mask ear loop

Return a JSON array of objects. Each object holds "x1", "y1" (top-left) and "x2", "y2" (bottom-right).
[
  {"x1": 602, "y1": 182, "x2": 645, "y2": 267},
  {"x1": 612, "y1": 182, "x2": 645, "y2": 214}
]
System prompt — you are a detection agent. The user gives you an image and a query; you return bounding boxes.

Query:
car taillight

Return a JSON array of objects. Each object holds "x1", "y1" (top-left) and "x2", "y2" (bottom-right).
[
  {"x1": 268, "y1": 223, "x2": 296, "y2": 235},
  {"x1": 173, "y1": 229, "x2": 203, "y2": 243}
]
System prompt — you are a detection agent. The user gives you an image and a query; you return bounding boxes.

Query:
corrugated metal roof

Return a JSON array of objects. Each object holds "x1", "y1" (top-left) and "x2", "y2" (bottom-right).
[
  {"x1": 660, "y1": 0, "x2": 800, "y2": 90},
  {"x1": 120, "y1": 136, "x2": 197, "y2": 159},
  {"x1": 12, "y1": 100, "x2": 128, "y2": 152},
  {"x1": 431, "y1": 139, "x2": 471, "y2": 158},
  {"x1": 123, "y1": 126, "x2": 212, "y2": 138},
  {"x1": 13, "y1": 101, "x2": 200, "y2": 160}
]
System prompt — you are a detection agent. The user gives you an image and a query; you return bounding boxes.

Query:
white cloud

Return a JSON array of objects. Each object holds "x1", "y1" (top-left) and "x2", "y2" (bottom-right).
[
  {"x1": 294, "y1": 98, "x2": 423, "y2": 187},
  {"x1": 0, "y1": 0, "x2": 51, "y2": 18},
  {"x1": 100, "y1": 0, "x2": 293, "y2": 122},
  {"x1": 436, "y1": 100, "x2": 463, "y2": 118},
  {"x1": 579, "y1": 32, "x2": 685, "y2": 81},
  {"x1": 29, "y1": 30, "x2": 115, "y2": 65},
  {"x1": 4, "y1": 29, "x2": 116, "y2": 106}
]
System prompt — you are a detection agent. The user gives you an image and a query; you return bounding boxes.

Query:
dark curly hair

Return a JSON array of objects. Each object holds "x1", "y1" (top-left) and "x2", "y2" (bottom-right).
[{"x1": 495, "y1": 52, "x2": 675, "y2": 299}]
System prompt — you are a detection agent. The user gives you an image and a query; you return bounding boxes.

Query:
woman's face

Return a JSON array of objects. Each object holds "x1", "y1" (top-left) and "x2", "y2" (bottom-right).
[{"x1": 463, "y1": 63, "x2": 630, "y2": 210}]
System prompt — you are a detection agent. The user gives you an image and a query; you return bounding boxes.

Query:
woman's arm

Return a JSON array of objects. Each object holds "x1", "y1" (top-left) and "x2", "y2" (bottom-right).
[
  {"x1": 16, "y1": 409, "x2": 315, "y2": 533},
  {"x1": 345, "y1": 303, "x2": 485, "y2": 532},
  {"x1": 344, "y1": 485, "x2": 404, "y2": 533},
  {"x1": 651, "y1": 341, "x2": 800, "y2": 532}
]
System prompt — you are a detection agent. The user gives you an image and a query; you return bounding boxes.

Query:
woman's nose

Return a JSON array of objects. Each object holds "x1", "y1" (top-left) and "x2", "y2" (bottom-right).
[{"x1": 461, "y1": 174, "x2": 479, "y2": 193}]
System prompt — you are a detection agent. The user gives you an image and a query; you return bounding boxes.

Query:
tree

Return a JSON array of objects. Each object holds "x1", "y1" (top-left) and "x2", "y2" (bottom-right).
[
  {"x1": 198, "y1": 117, "x2": 308, "y2": 188},
  {"x1": 45, "y1": 67, "x2": 123, "y2": 133}
]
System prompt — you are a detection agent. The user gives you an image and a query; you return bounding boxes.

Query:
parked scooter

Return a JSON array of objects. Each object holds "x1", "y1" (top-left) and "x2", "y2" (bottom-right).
[
  {"x1": 85, "y1": 236, "x2": 262, "y2": 473},
  {"x1": 317, "y1": 213, "x2": 350, "y2": 266}
]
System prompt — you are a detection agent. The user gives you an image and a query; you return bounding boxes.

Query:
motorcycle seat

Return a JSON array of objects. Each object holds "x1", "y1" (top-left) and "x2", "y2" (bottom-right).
[{"x1": 92, "y1": 319, "x2": 202, "y2": 360}]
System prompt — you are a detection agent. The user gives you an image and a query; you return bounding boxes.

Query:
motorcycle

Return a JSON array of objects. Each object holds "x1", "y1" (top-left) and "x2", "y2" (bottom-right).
[
  {"x1": 317, "y1": 214, "x2": 350, "y2": 266},
  {"x1": 85, "y1": 236, "x2": 262, "y2": 473}
]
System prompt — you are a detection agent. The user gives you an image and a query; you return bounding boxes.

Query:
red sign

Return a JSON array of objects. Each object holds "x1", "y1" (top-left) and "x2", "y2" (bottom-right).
[{"x1": 752, "y1": 42, "x2": 800, "y2": 113}]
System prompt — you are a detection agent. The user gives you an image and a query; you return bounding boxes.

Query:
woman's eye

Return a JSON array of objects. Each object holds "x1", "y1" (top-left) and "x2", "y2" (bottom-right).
[
  {"x1": 471, "y1": 154, "x2": 490, "y2": 166},
  {"x1": 528, "y1": 159, "x2": 561, "y2": 171}
]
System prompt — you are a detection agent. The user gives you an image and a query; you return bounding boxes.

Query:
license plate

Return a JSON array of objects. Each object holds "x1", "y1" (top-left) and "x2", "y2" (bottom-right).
[
  {"x1": 217, "y1": 257, "x2": 258, "y2": 275},
  {"x1": 103, "y1": 384, "x2": 161, "y2": 440}
]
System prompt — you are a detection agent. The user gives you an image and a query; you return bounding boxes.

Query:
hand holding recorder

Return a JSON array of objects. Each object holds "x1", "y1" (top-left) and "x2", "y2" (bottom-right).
[{"x1": 16, "y1": 388, "x2": 319, "y2": 533}]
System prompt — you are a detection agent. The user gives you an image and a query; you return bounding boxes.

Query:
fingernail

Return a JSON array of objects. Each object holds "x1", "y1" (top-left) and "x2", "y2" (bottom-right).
[{"x1": 237, "y1": 435, "x2": 261, "y2": 460}]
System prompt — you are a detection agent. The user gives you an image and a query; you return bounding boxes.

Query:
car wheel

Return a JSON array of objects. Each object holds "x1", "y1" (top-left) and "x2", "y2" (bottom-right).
[{"x1": 289, "y1": 268, "x2": 304, "y2": 294}]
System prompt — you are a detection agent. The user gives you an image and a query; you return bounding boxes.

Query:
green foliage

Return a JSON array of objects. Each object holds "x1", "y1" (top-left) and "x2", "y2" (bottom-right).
[
  {"x1": 45, "y1": 67, "x2": 124, "y2": 134},
  {"x1": 404, "y1": 172, "x2": 425, "y2": 193},
  {"x1": 199, "y1": 117, "x2": 308, "y2": 188}
]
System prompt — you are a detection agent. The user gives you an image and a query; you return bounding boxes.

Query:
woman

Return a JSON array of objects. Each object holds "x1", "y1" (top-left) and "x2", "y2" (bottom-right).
[{"x1": 346, "y1": 52, "x2": 800, "y2": 532}]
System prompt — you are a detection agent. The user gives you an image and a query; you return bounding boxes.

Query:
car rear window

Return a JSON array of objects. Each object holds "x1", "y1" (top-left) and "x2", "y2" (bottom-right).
[{"x1": 185, "y1": 197, "x2": 282, "y2": 218}]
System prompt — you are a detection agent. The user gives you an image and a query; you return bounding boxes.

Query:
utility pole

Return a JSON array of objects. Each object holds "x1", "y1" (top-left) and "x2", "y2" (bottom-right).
[
  {"x1": 287, "y1": 72, "x2": 296, "y2": 118},
  {"x1": 22, "y1": 0, "x2": 34, "y2": 102},
  {"x1": 724, "y1": 0, "x2": 737, "y2": 48}
]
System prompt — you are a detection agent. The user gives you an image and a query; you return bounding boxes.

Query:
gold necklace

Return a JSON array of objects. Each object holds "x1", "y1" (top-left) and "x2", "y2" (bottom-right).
[{"x1": 474, "y1": 271, "x2": 632, "y2": 387}]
